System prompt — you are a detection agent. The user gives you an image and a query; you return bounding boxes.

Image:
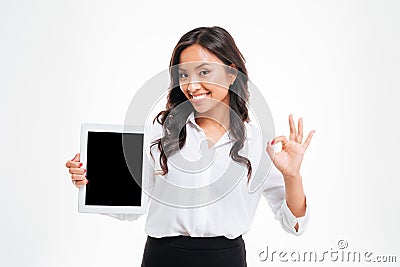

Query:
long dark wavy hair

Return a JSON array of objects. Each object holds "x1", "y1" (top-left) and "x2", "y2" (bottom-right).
[{"x1": 150, "y1": 26, "x2": 253, "y2": 182}]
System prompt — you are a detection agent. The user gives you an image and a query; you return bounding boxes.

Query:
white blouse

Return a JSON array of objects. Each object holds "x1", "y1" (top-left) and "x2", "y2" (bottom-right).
[{"x1": 103, "y1": 111, "x2": 310, "y2": 238}]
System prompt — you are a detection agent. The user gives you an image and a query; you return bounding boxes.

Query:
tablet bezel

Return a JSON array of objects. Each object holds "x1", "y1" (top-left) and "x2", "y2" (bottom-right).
[{"x1": 78, "y1": 123, "x2": 149, "y2": 214}]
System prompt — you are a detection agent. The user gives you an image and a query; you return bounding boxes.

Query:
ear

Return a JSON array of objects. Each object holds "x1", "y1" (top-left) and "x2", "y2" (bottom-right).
[{"x1": 228, "y1": 63, "x2": 238, "y2": 85}]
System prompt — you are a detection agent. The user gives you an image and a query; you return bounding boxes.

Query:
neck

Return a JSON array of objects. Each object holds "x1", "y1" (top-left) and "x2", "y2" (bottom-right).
[{"x1": 194, "y1": 103, "x2": 230, "y2": 132}]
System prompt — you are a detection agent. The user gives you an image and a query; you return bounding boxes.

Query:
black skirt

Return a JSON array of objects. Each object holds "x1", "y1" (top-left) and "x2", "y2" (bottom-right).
[{"x1": 141, "y1": 235, "x2": 247, "y2": 267}]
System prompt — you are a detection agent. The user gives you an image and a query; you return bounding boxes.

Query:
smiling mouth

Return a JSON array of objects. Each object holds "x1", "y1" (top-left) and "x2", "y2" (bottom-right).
[{"x1": 190, "y1": 92, "x2": 210, "y2": 100}]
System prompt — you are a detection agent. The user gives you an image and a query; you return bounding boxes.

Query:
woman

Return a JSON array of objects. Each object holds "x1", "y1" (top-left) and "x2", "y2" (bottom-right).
[{"x1": 65, "y1": 26, "x2": 315, "y2": 267}]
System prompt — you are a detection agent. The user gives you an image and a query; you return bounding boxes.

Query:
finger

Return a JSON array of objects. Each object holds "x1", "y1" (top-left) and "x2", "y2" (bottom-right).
[
  {"x1": 296, "y1": 117, "x2": 303, "y2": 143},
  {"x1": 66, "y1": 153, "x2": 80, "y2": 167},
  {"x1": 266, "y1": 139, "x2": 276, "y2": 161},
  {"x1": 74, "y1": 179, "x2": 89, "y2": 188},
  {"x1": 302, "y1": 130, "x2": 315, "y2": 150},
  {"x1": 72, "y1": 173, "x2": 86, "y2": 182},
  {"x1": 272, "y1": 135, "x2": 290, "y2": 149},
  {"x1": 288, "y1": 114, "x2": 297, "y2": 141},
  {"x1": 69, "y1": 167, "x2": 86, "y2": 175},
  {"x1": 66, "y1": 160, "x2": 83, "y2": 168}
]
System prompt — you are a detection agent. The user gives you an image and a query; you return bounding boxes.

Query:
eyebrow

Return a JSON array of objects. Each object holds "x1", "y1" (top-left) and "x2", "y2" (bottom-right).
[{"x1": 178, "y1": 63, "x2": 211, "y2": 71}]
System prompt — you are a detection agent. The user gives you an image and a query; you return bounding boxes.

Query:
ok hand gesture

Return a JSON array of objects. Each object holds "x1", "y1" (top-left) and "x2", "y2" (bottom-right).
[{"x1": 266, "y1": 114, "x2": 315, "y2": 179}]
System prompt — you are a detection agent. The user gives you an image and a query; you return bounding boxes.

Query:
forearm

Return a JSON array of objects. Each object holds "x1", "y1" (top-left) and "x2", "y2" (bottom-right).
[{"x1": 284, "y1": 173, "x2": 306, "y2": 218}]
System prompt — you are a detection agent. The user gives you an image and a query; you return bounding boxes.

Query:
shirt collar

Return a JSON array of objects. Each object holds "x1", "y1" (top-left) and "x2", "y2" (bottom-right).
[
  {"x1": 186, "y1": 111, "x2": 198, "y2": 128},
  {"x1": 185, "y1": 111, "x2": 252, "y2": 142}
]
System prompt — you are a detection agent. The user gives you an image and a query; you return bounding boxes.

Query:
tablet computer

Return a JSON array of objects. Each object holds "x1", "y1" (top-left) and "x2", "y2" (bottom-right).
[{"x1": 78, "y1": 123, "x2": 149, "y2": 214}]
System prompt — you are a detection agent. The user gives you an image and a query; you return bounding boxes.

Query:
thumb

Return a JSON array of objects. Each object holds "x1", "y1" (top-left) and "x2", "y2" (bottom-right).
[{"x1": 71, "y1": 153, "x2": 80, "y2": 162}]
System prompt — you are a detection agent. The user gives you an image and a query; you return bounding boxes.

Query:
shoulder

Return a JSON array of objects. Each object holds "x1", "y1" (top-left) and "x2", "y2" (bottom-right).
[
  {"x1": 145, "y1": 117, "x2": 164, "y2": 142},
  {"x1": 144, "y1": 117, "x2": 164, "y2": 164},
  {"x1": 240, "y1": 121, "x2": 264, "y2": 162},
  {"x1": 244, "y1": 120, "x2": 263, "y2": 142}
]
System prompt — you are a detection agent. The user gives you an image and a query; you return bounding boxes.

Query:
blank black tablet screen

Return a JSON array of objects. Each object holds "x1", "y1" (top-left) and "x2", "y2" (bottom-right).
[{"x1": 85, "y1": 131, "x2": 143, "y2": 206}]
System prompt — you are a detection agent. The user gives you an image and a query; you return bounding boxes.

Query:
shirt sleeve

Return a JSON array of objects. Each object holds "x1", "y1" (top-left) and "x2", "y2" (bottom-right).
[
  {"x1": 262, "y1": 164, "x2": 310, "y2": 235},
  {"x1": 99, "y1": 121, "x2": 161, "y2": 221},
  {"x1": 100, "y1": 213, "x2": 143, "y2": 221}
]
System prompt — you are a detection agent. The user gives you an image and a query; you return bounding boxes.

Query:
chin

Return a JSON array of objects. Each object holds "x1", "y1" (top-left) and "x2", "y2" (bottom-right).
[
  {"x1": 193, "y1": 107, "x2": 208, "y2": 114},
  {"x1": 192, "y1": 105, "x2": 212, "y2": 114}
]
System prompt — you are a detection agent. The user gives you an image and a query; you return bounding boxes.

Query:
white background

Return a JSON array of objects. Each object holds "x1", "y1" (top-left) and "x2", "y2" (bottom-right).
[{"x1": 1, "y1": 0, "x2": 399, "y2": 266}]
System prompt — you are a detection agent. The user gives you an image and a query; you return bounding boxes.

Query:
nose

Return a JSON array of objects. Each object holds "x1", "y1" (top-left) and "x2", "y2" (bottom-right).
[{"x1": 188, "y1": 79, "x2": 201, "y2": 93}]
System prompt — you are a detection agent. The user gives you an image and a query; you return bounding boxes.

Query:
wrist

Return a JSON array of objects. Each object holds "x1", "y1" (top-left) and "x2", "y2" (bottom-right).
[{"x1": 283, "y1": 172, "x2": 302, "y2": 182}]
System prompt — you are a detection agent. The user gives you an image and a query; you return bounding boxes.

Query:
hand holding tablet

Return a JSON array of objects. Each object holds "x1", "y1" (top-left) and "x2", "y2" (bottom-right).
[{"x1": 66, "y1": 153, "x2": 88, "y2": 187}]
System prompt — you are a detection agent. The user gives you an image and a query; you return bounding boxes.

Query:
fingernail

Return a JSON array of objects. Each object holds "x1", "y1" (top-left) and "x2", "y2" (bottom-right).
[
  {"x1": 79, "y1": 163, "x2": 82, "y2": 167},
  {"x1": 271, "y1": 139, "x2": 274, "y2": 145},
  {"x1": 86, "y1": 180, "x2": 89, "y2": 184}
]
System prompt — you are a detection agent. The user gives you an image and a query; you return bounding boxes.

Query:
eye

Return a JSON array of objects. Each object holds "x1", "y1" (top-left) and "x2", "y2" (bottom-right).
[
  {"x1": 199, "y1": 70, "x2": 209, "y2": 76},
  {"x1": 178, "y1": 73, "x2": 188, "y2": 79}
]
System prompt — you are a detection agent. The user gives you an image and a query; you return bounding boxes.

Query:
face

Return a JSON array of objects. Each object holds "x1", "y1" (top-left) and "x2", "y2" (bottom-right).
[{"x1": 178, "y1": 44, "x2": 236, "y2": 114}]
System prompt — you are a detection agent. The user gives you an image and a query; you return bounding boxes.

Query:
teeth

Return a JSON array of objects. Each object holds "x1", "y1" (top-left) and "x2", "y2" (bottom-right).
[{"x1": 192, "y1": 93, "x2": 208, "y2": 99}]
